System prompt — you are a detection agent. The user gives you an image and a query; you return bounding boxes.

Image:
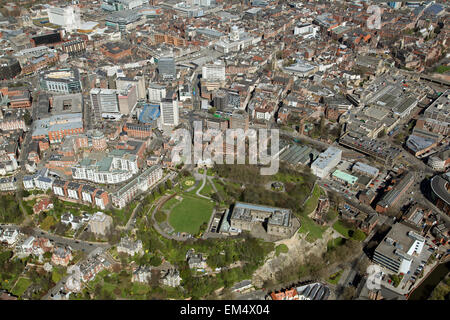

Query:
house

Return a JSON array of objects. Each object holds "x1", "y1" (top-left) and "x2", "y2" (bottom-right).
[
  {"x1": 88, "y1": 212, "x2": 113, "y2": 236},
  {"x1": 32, "y1": 237, "x2": 53, "y2": 255},
  {"x1": 33, "y1": 198, "x2": 53, "y2": 214},
  {"x1": 61, "y1": 213, "x2": 74, "y2": 226},
  {"x1": 132, "y1": 265, "x2": 152, "y2": 283},
  {"x1": 0, "y1": 228, "x2": 19, "y2": 245},
  {"x1": 52, "y1": 246, "x2": 72, "y2": 266},
  {"x1": 160, "y1": 268, "x2": 182, "y2": 287},
  {"x1": 18, "y1": 236, "x2": 35, "y2": 255},
  {"x1": 117, "y1": 237, "x2": 144, "y2": 256},
  {"x1": 186, "y1": 249, "x2": 207, "y2": 270}
]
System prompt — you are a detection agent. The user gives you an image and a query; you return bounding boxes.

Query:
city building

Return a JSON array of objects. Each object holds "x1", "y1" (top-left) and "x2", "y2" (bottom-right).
[
  {"x1": 311, "y1": 147, "x2": 342, "y2": 179},
  {"x1": 430, "y1": 173, "x2": 450, "y2": 215},
  {"x1": 202, "y1": 61, "x2": 226, "y2": 81},
  {"x1": 352, "y1": 162, "x2": 380, "y2": 178},
  {"x1": 230, "y1": 110, "x2": 249, "y2": 131},
  {"x1": 111, "y1": 165, "x2": 163, "y2": 208},
  {"x1": 31, "y1": 113, "x2": 84, "y2": 144},
  {"x1": 428, "y1": 149, "x2": 450, "y2": 171},
  {"x1": 71, "y1": 150, "x2": 139, "y2": 185},
  {"x1": 148, "y1": 84, "x2": 166, "y2": 103},
  {"x1": 376, "y1": 172, "x2": 415, "y2": 213},
  {"x1": 158, "y1": 56, "x2": 176, "y2": 80},
  {"x1": 373, "y1": 222, "x2": 426, "y2": 274},
  {"x1": 159, "y1": 98, "x2": 179, "y2": 127},
  {"x1": 39, "y1": 68, "x2": 82, "y2": 94},
  {"x1": 0, "y1": 56, "x2": 21, "y2": 80}
]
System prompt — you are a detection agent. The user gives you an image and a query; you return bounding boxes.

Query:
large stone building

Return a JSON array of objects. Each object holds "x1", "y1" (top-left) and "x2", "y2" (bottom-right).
[{"x1": 229, "y1": 202, "x2": 295, "y2": 238}]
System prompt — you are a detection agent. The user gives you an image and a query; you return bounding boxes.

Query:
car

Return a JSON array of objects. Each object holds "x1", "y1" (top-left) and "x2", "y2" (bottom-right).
[
  {"x1": 41, "y1": 232, "x2": 44, "y2": 235},
  {"x1": 89, "y1": 243, "x2": 93, "y2": 246},
  {"x1": 75, "y1": 241, "x2": 80, "y2": 244}
]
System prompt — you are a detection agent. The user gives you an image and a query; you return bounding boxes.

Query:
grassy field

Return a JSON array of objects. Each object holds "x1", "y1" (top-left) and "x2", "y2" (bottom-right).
[
  {"x1": 275, "y1": 244, "x2": 289, "y2": 256},
  {"x1": 168, "y1": 194, "x2": 215, "y2": 235},
  {"x1": 332, "y1": 220, "x2": 367, "y2": 241},
  {"x1": 434, "y1": 65, "x2": 450, "y2": 74},
  {"x1": 199, "y1": 180, "x2": 214, "y2": 197},
  {"x1": 11, "y1": 277, "x2": 32, "y2": 297},
  {"x1": 298, "y1": 216, "x2": 327, "y2": 243},
  {"x1": 332, "y1": 220, "x2": 353, "y2": 237},
  {"x1": 302, "y1": 184, "x2": 322, "y2": 215}
]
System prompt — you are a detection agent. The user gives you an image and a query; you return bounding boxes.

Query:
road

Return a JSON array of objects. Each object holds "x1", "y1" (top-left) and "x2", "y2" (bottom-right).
[{"x1": 2, "y1": 224, "x2": 109, "y2": 253}]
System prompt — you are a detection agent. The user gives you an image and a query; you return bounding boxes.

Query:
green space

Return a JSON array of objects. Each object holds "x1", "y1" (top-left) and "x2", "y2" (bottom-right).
[
  {"x1": 40, "y1": 215, "x2": 56, "y2": 231},
  {"x1": 51, "y1": 266, "x2": 66, "y2": 284},
  {"x1": 327, "y1": 270, "x2": 343, "y2": 285},
  {"x1": 199, "y1": 180, "x2": 215, "y2": 197},
  {"x1": 0, "y1": 194, "x2": 23, "y2": 224},
  {"x1": 167, "y1": 194, "x2": 215, "y2": 235},
  {"x1": 298, "y1": 215, "x2": 327, "y2": 243},
  {"x1": 327, "y1": 237, "x2": 346, "y2": 251},
  {"x1": 275, "y1": 244, "x2": 289, "y2": 256},
  {"x1": 434, "y1": 65, "x2": 450, "y2": 74},
  {"x1": 390, "y1": 274, "x2": 403, "y2": 288},
  {"x1": 11, "y1": 277, "x2": 32, "y2": 297},
  {"x1": 155, "y1": 210, "x2": 167, "y2": 223},
  {"x1": 332, "y1": 220, "x2": 366, "y2": 241},
  {"x1": 301, "y1": 184, "x2": 322, "y2": 215}
]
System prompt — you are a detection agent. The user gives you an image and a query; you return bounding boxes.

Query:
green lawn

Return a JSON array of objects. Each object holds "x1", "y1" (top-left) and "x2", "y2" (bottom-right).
[
  {"x1": 168, "y1": 194, "x2": 215, "y2": 235},
  {"x1": 11, "y1": 277, "x2": 32, "y2": 297},
  {"x1": 332, "y1": 220, "x2": 353, "y2": 237},
  {"x1": 275, "y1": 244, "x2": 289, "y2": 256},
  {"x1": 327, "y1": 237, "x2": 346, "y2": 251},
  {"x1": 199, "y1": 180, "x2": 214, "y2": 197},
  {"x1": 131, "y1": 282, "x2": 150, "y2": 295},
  {"x1": 298, "y1": 216, "x2": 327, "y2": 243},
  {"x1": 302, "y1": 184, "x2": 322, "y2": 215},
  {"x1": 434, "y1": 65, "x2": 450, "y2": 74},
  {"x1": 332, "y1": 220, "x2": 367, "y2": 241}
]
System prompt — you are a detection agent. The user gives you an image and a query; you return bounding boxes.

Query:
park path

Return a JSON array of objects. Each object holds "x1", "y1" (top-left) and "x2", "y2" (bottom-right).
[{"x1": 195, "y1": 170, "x2": 211, "y2": 200}]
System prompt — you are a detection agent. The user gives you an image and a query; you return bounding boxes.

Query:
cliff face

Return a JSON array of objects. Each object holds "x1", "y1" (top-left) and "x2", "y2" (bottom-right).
[{"x1": 252, "y1": 227, "x2": 337, "y2": 288}]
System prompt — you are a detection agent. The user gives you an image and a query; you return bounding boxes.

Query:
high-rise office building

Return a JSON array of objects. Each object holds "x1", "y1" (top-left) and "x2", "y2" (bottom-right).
[{"x1": 160, "y1": 98, "x2": 179, "y2": 126}]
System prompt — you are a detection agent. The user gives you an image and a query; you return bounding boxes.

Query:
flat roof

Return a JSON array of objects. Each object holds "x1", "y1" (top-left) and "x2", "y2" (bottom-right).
[{"x1": 332, "y1": 170, "x2": 358, "y2": 185}]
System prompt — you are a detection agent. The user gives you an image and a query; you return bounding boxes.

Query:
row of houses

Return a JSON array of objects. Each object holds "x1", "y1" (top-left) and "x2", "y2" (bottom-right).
[{"x1": 23, "y1": 169, "x2": 109, "y2": 210}]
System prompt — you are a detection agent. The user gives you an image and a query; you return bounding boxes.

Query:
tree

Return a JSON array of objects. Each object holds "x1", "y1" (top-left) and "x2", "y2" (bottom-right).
[
  {"x1": 23, "y1": 110, "x2": 32, "y2": 126},
  {"x1": 342, "y1": 286, "x2": 356, "y2": 300}
]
